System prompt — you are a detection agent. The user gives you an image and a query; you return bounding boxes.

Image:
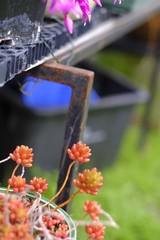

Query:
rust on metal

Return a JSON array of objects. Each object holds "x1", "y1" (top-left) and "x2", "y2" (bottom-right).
[{"x1": 28, "y1": 61, "x2": 94, "y2": 211}]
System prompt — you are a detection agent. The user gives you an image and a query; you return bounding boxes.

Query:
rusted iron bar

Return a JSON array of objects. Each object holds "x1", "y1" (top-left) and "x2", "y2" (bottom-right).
[{"x1": 27, "y1": 62, "x2": 94, "y2": 211}]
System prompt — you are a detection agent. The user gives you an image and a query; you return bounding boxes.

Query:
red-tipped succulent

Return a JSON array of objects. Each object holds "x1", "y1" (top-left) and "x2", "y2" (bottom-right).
[
  {"x1": 67, "y1": 141, "x2": 91, "y2": 164},
  {"x1": 29, "y1": 177, "x2": 48, "y2": 194},
  {"x1": 0, "y1": 194, "x2": 32, "y2": 239},
  {"x1": 83, "y1": 200, "x2": 102, "y2": 221},
  {"x1": 73, "y1": 167, "x2": 103, "y2": 195},
  {"x1": 9, "y1": 145, "x2": 33, "y2": 168},
  {"x1": 85, "y1": 222, "x2": 106, "y2": 240},
  {"x1": 0, "y1": 139, "x2": 114, "y2": 239},
  {"x1": 8, "y1": 176, "x2": 27, "y2": 193}
]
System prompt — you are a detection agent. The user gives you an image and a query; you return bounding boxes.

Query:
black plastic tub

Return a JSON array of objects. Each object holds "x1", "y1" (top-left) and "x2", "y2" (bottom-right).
[
  {"x1": 0, "y1": 62, "x2": 149, "y2": 176},
  {"x1": 77, "y1": 61, "x2": 149, "y2": 168}
]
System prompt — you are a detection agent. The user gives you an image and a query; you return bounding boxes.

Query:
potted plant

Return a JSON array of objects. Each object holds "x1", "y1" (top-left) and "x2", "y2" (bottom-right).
[
  {"x1": 45, "y1": 0, "x2": 101, "y2": 33},
  {"x1": 0, "y1": 142, "x2": 118, "y2": 239},
  {"x1": 45, "y1": 0, "x2": 122, "y2": 33},
  {"x1": 0, "y1": 0, "x2": 121, "y2": 44}
]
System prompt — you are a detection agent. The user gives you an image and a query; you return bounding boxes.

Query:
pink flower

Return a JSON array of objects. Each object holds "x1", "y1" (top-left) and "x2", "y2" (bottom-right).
[
  {"x1": 93, "y1": 0, "x2": 102, "y2": 7},
  {"x1": 64, "y1": 14, "x2": 74, "y2": 34},
  {"x1": 48, "y1": 0, "x2": 102, "y2": 33},
  {"x1": 76, "y1": 0, "x2": 91, "y2": 22},
  {"x1": 114, "y1": 0, "x2": 122, "y2": 4},
  {"x1": 49, "y1": 0, "x2": 81, "y2": 33}
]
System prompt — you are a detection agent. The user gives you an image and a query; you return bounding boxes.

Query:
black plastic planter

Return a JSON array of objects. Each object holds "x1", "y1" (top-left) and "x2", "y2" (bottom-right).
[
  {"x1": 78, "y1": 62, "x2": 149, "y2": 168},
  {"x1": 0, "y1": 62, "x2": 149, "y2": 174},
  {"x1": 0, "y1": 0, "x2": 47, "y2": 45}
]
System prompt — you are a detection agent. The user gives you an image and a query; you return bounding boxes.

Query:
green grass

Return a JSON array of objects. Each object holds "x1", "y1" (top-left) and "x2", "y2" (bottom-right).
[{"x1": 92, "y1": 50, "x2": 154, "y2": 86}]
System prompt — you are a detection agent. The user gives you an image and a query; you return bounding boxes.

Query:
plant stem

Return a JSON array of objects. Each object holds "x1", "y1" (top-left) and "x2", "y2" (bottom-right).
[
  {"x1": 75, "y1": 213, "x2": 88, "y2": 227},
  {"x1": 0, "y1": 156, "x2": 10, "y2": 163},
  {"x1": 52, "y1": 190, "x2": 80, "y2": 211},
  {"x1": 6, "y1": 164, "x2": 20, "y2": 194},
  {"x1": 46, "y1": 161, "x2": 75, "y2": 205}
]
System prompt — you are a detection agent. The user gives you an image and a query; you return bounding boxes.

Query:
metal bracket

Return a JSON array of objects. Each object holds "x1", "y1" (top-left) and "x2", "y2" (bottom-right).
[{"x1": 28, "y1": 61, "x2": 94, "y2": 211}]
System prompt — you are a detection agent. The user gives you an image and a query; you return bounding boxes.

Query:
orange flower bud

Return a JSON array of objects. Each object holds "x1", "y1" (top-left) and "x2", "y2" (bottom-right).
[
  {"x1": 29, "y1": 177, "x2": 48, "y2": 194},
  {"x1": 8, "y1": 176, "x2": 27, "y2": 193},
  {"x1": 73, "y1": 168, "x2": 103, "y2": 195},
  {"x1": 9, "y1": 145, "x2": 33, "y2": 168},
  {"x1": 85, "y1": 222, "x2": 106, "y2": 240},
  {"x1": 67, "y1": 141, "x2": 91, "y2": 164},
  {"x1": 83, "y1": 200, "x2": 102, "y2": 221}
]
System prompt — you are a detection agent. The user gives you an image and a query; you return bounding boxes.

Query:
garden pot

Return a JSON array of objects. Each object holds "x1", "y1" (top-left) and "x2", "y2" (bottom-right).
[
  {"x1": 0, "y1": 187, "x2": 77, "y2": 239},
  {"x1": 0, "y1": 0, "x2": 47, "y2": 45}
]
